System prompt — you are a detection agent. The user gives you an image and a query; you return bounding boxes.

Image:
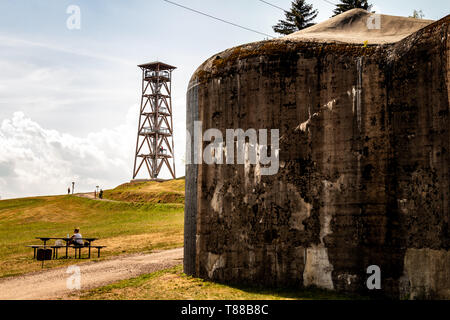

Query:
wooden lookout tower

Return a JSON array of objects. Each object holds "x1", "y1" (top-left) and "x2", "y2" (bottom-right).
[{"x1": 132, "y1": 61, "x2": 176, "y2": 180}]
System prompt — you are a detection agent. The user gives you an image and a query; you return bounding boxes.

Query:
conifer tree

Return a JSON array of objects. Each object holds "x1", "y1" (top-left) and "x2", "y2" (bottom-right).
[
  {"x1": 273, "y1": 0, "x2": 318, "y2": 35},
  {"x1": 332, "y1": 0, "x2": 372, "y2": 17},
  {"x1": 410, "y1": 10, "x2": 425, "y2": 19}
]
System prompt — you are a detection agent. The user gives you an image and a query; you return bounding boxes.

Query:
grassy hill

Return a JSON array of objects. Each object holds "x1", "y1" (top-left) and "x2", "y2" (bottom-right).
[
  {"x1": 0, "y1": 179, "x2": 185, "y2": 278},
  {"x1": 1, "y1": 178, "x2": 356, "y2": 300},
  {"x1": 104, "y1": 179, "x2": 185, "y2": 203}
]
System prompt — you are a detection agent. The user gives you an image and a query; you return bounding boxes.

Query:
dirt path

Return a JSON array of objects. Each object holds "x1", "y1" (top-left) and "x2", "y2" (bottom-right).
[
  {"x1": 76, "y1": 192, "x2": 118, "y2": 202},
  {"x1": 0, "y1": 248, "x2": 183, "y2": 300}
]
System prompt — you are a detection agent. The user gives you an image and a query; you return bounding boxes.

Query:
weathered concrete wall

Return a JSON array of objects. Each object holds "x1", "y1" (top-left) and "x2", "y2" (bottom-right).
[
  {"x1": 185, "y1": 78, "x2": 200, "y2": 276},
  {"x1": 385, "y1": 19, "x2": 450, "y2": 299},
  {"x1": 185, "y1": 16, "x2": 449, "y2": 299}
]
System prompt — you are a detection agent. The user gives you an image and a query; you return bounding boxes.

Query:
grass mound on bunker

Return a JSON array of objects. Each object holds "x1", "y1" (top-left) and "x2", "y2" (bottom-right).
[{"x1": 104, "y1": 179, "x2": 185, "y2": 204}]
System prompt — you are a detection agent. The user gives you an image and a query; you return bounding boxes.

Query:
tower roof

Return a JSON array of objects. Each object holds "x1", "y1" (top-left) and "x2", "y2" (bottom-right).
[{"x1": 138, "y1": 61, "x2": 177, "y2": 71}]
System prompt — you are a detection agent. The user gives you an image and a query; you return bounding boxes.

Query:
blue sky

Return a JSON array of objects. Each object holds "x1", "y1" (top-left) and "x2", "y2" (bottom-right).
[{"x1": 0, "y1": 0, "x2": 448, "y2": 199}]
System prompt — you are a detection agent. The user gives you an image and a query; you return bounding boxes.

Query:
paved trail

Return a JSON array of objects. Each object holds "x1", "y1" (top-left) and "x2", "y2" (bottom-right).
[{"x1": 0, "y1": 248, "x2": 183, "y2": 300}]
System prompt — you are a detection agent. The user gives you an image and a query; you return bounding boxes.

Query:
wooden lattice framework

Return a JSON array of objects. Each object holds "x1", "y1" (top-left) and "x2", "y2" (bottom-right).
[{"x1": 132, "y1": 62, "x2": 176, "y2": 180}]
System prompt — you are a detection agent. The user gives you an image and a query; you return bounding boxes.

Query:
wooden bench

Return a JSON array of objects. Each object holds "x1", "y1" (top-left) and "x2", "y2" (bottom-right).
[
  {"x1": 93, "y1": 246, "x2": 106, "y2": 258},
  {"x1": 70, "y1": 245, "x2": 83, "y2": 259},
  {"x1": 69, "y1": 245, "x2": 107, "y2": 259},
  {"x1": 27, "y1": 242, "x2": 106, "y2": 260},
  {"x1": 26, "y1": 245, "x2": 64, "y2": 259}
]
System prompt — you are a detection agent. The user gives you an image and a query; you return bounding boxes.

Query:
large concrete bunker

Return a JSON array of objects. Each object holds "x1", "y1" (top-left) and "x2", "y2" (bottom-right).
[{"x1": 185, "y1": 9, "x2": 450, "y2": 299}]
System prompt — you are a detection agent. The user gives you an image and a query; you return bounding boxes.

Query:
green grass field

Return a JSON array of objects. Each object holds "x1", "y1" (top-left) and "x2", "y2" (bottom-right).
[
  {"x1": 1, "y1": 179, "x2": 358, "y2": 300},
  {"x1": 0, "y1": 180, "x2": 184, "y2": 278},
  {"x1": 78, "y1": 265, "x2": 354, "y2": 300}
]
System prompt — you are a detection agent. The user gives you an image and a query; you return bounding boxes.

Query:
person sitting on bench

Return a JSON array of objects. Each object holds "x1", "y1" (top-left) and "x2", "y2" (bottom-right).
[{"x1": 69, "y1": 228, "x2": 85, "y2": 246}]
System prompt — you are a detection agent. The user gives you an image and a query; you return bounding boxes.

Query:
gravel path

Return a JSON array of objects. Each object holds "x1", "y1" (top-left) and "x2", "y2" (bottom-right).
[
  {"x1": 0, "y1": 248, "x2": 183, "y2": 300},
  {"x1": 76, "y1": 192, "x2": 118, "y2": 202}
]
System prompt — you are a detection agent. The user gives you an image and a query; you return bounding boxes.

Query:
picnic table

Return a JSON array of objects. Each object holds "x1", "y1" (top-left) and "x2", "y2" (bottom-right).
[{"x1": 34, "y1": 237, "x2": 100, "y2": 259}]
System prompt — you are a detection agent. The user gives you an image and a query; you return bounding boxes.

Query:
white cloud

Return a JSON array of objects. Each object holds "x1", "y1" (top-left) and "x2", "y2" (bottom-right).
[
  {"x1": 0, "y1": 111, "x2": 136, "y2": 200},
  {"x1": 0, "y1": 33, "x2": 186, "y2": 200},
  {"x1": 0, "y1": 110, "x2": 186, "y2": 200},
  {"x1": 0, "y1": 38, "x2": 139, "y2": 137}
]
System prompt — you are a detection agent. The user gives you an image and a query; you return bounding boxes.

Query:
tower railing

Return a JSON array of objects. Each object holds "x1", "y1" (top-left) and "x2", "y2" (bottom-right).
[{"x1": 144, "y1": 70, "x2": 170, "y2": 80}]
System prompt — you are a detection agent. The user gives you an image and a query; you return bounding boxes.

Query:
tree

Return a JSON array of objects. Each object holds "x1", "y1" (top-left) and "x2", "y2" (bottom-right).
[
  {"x1": 273, "y1": 0, "x2": 318, "y2": 35},
  {"x1": 410, "y1": 10, "x2": 425, "y2": 19},
  {"x1": 332, "y1": 0, "x2": 372, "y2": 17}
]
